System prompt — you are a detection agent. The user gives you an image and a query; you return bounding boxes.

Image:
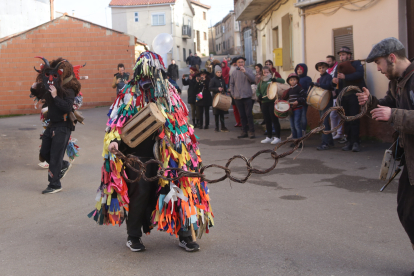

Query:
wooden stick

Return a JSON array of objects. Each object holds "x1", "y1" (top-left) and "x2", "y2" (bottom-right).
[{"x1": 190, "y1": 224, "x2": 197, "y2": 242}]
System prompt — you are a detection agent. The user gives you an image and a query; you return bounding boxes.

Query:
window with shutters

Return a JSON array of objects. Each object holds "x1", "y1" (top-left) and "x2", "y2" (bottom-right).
[
  {"x1": 183, "y1": 48, "x2": 186, "y2": 60},
  {"x1": 204, "y1": 32, "x2": 207, "y2": 40},
  {"x1": 134, "y1": 12, "x2": 139, "y2": 22},
  {"x1": 281, "y1": 13, "x2": 293, "y2": 71},
  {"x1": 333, "y1": 26, "x2": 354, "y2": 61},
  {"x1": 203, "y1": 12, "x2": 206, "y2": 20},
  {"x1": 152, "y1": 13, "x2": 165, "y2": 26}
]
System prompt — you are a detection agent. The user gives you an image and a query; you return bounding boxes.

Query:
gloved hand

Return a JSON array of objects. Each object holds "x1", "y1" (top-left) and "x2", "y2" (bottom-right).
[{"x1": 313, "y1": 82, "x2": 320, "y2": 87}]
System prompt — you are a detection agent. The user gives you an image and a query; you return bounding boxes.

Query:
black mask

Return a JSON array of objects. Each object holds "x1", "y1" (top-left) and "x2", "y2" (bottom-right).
[{"x1": 34, "y1": 56, "x2": 65, "y2": 91}]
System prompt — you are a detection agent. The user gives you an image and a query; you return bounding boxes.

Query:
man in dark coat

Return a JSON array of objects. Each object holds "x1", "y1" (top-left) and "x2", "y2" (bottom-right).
[
  {"x1": 332, "y1": 46, "x2": 366, "y2": 152},
  {"x1": 182, "y1": 67, "x2": 199, "y2": 126},
  {"x1": 167, "y1": 59, "x2": 179, "y2": 81},
  {"x1": 357, "y1": 37, "x2": 414, "y2": 275},
  {"x1": 186, "y1": 53, "x2": 194, "y2": 67},
  {"x1": 195, "y1": 69, "x2": 212, "y2": 129},
  {"x1": 193, "y1": 53, "x2": 202, "y2": 70}
]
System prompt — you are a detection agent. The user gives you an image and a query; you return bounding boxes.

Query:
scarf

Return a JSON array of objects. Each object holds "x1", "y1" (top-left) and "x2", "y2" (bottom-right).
[{"x1": 327, "y1": 62, "x2": 338, "y2": 75}]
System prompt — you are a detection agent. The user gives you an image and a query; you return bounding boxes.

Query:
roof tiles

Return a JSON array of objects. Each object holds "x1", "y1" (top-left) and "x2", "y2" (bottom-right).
[{"x1": 109, "y1": 0, "x2": 176, "y2": 6}]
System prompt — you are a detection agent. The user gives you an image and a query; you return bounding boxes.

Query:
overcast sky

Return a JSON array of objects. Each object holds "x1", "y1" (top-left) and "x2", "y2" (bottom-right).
[{"x1": 54, "y1": 0, "x2": 234, "y2": 29}]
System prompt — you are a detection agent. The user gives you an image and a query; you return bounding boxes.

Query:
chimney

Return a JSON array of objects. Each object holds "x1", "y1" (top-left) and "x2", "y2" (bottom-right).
[{"x1": 50, "y1": 0, "x2": 54, "y2": 20}]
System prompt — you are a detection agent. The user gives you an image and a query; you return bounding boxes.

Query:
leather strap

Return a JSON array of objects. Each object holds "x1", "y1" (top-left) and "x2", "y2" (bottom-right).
[{"x1": 62, "y1": 74, "x2": 73, "y2": 85}]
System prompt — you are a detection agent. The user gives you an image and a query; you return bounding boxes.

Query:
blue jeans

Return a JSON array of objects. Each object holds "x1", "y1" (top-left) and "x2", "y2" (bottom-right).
[
  {"x1": 319, "y1": 97, "x2": 334, "y2": 146},
  {"x1": 289, "y1": 108, "x2": 303, "y2": 139},
  {"x1": 301, "y1": 105, "x2": 308, "y2": 131}
]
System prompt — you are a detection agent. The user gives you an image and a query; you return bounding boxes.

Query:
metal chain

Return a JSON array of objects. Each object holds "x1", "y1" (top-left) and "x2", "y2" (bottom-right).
[{"x1": 111, "y1": 86, "x2": 367, "y2": 184}]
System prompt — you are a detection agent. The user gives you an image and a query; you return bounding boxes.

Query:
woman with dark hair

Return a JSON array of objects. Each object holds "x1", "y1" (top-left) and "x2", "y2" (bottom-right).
[
  {"x1": 195, "y1": 69, "x2": 212, "y2": 129},
  {"x1": 265, "y1": 60, "x2": 281, "y2": 78},
  {"x1": 254, "y1": 63, "x2": 263, "y2": 85}
]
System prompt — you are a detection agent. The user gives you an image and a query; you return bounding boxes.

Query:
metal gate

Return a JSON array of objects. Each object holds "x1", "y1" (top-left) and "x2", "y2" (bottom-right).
[{"x1": 244, "y1": 29, "x2": 253, "y2": 65}]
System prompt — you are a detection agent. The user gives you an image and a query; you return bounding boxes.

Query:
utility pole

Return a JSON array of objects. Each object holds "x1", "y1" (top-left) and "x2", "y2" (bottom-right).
[{"x1": 50, "y1": 0, "x2": 54, "y2": 20}]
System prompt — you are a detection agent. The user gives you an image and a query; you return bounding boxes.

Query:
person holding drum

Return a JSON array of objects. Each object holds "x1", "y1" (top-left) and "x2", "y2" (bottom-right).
[
  {"x1": 256, "y1": 66, "x2": 285, "y2": 144},
  {"x1": 210, "y1": 65, "x2": 229, "y2": 132},
  {"x1": 182, "y1": 67, "x2": 199, "y2": 127},
  {"x1": 195, "y1": 69, "x2": 212, "y2": 129},
  {"x1": 280, "y1": 73, "x2": 307, "y2": 144},
  {"x1": 295, "y1": 63, "x2": 312, "y2": 136},
  {"x1": 311, "y1": 61, "x2": 335, "y2": 150}
]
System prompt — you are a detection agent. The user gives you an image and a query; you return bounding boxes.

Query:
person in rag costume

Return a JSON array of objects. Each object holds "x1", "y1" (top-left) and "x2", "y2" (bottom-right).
[
  {"x1": 30, "y1": 57, "x2": 81, "y2": 194},
  {"x1": 88, "y1": 51, "x2": 214, "y2": 253}
]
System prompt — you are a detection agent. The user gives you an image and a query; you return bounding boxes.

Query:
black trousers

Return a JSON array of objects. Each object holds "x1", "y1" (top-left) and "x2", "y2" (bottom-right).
[
  {"x1": 397, "y1": 166, "x2": 414, "y2": 245},
  {"x1": 215, "y1": 114, "x2": 225, "y2": 129},
  {"x1": 125, "y1": 158, "x2": 191, "y2": 241},
  {"x1": 342, "y1": 93, "x2": 360, "y2": 144},
  {"x1": 197, "y1": 106, "x2": 210, "y2": 127},
  {"x1": 40, "y1": 126, "x2": 71, "y2": 189},
  {"x1": 235, "y1": 98, "x2": 255, "y2": 134},
  {"x1": 261, "y1": 101, "x2": 280, "y2": 138}
]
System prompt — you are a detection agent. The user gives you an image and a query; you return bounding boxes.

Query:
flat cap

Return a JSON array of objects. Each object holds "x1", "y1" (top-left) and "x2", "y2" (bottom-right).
[{"x1": 366, "y1": 37, "x2": 405, "y2": 63}]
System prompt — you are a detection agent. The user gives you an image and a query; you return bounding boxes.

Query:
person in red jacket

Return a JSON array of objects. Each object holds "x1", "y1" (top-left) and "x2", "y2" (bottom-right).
[
  {"x1": 221, "y1": 60, "x2": 230, "y2": 88},
  {"x1": 265, "y1": 60, "x2": 282, "y2": 78}
]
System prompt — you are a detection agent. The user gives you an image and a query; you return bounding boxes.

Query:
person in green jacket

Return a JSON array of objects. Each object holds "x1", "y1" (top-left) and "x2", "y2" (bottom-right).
[{"x1": 256, "y1": 66, "x2": 285, "y2": 144}]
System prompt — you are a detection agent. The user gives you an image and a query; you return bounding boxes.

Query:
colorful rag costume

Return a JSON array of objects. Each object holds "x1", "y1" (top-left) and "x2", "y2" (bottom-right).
[{"x1": 88, "y1": 51, "x2": 214, "y2": 239}]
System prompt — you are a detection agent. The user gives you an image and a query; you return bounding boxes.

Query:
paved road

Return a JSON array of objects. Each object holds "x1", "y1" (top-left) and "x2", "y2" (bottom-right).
[{"x1": 1, "y1": 103, "x2": 413, "y2": 275}]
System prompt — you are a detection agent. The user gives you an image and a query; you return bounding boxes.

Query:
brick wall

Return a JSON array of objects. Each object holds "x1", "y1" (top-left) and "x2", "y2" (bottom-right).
[{"x1": 0, "y1": 16, "x2": 135, "y2": 116}]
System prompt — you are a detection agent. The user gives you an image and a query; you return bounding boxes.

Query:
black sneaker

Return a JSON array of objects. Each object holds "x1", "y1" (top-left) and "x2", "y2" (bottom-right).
[
  {"x1": 342, "y1": 143, "x2": 352, "y2": 151},
  {"x1": 238, "y1": 133, "x2": 248, "y2": 138},
  {"x1": 352, "y1": 142, "x2": 360, "y2": 152},
  {"x1": 126, "y1": 238, "x2": 146, "y2": 252},
  {"x1": 221, "y1": 127, "x2": 229, "y2": 132},
  {"x1": 59, "y1": 160, "x2": 71, "y2": 179},
  {"x1": 317, "y1": 144, "x2": 329, "y2": 151},
  {"x1": 179, "y1": 236, "x2": 200, "y2": 252},
  {"x1": 214, "y1": 128, "x2": 220, "y2": 132},
  {"x1": 42, "y1": 187, "x2": 62, "y2": 194},
  {"x1": 260, "y1": 120, "x2": 266, "y2": 125},
  {"x1": 204, "y1": 125, "x2": 209, "y2": 129}
]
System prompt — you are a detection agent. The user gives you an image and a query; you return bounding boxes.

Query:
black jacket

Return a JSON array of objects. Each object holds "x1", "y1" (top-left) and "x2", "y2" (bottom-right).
[
  {"x1": 192, "y1": 56, "x2": 201, "y2": 66},
  {"x1": 282, "y1": 85, "x2": 307, "y2": 110},
  {"x1": 195, "y1": 78, "x2": 212, "y2": 107},
  {"x1": 167, "y1": 64, "x2": 179, "y2": 80},
  {"x1": 31, "y1": 87, "x2": 76, "y2": 130},
  {"x1": 209, "y1": 76, "x2": 229, "y2": 115},
  {"x1": 182, "y1": 77, "x2": 198, "y2": 104},
  {"x1": 186, "y1": 56, "x2": 193, "y2": 65},
  {"x1": 318, "y1": 72, "x2": 333, "y2": 91}
]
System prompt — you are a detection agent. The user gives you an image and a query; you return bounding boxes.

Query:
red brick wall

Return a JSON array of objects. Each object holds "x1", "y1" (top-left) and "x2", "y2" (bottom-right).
[{"x1": 0, "y1": 16, "x2": 135, "y2": 116}]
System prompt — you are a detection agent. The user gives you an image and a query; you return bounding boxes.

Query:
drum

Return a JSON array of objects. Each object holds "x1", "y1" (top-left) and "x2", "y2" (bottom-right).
[
  {"x1": 274, "y1": 100, "x2": 290, "y2": 118},
  {"x1": 307, "y1": 86, "x2": 331, "y2": 111},
  {"x1": 120, "y1": 103, "x2": 166, "y2": 148},
  {"x1": 212, "y1": 93, "x2": 232, "y2": 111},
  {"x1": 266, "y1": 82, "x2": 290, "y2": 100}
]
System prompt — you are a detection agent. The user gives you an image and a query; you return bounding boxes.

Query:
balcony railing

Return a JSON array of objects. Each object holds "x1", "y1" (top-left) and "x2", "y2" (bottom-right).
[{"x1": 182, "y1": 25, "x2": 191, "y2": 39}]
